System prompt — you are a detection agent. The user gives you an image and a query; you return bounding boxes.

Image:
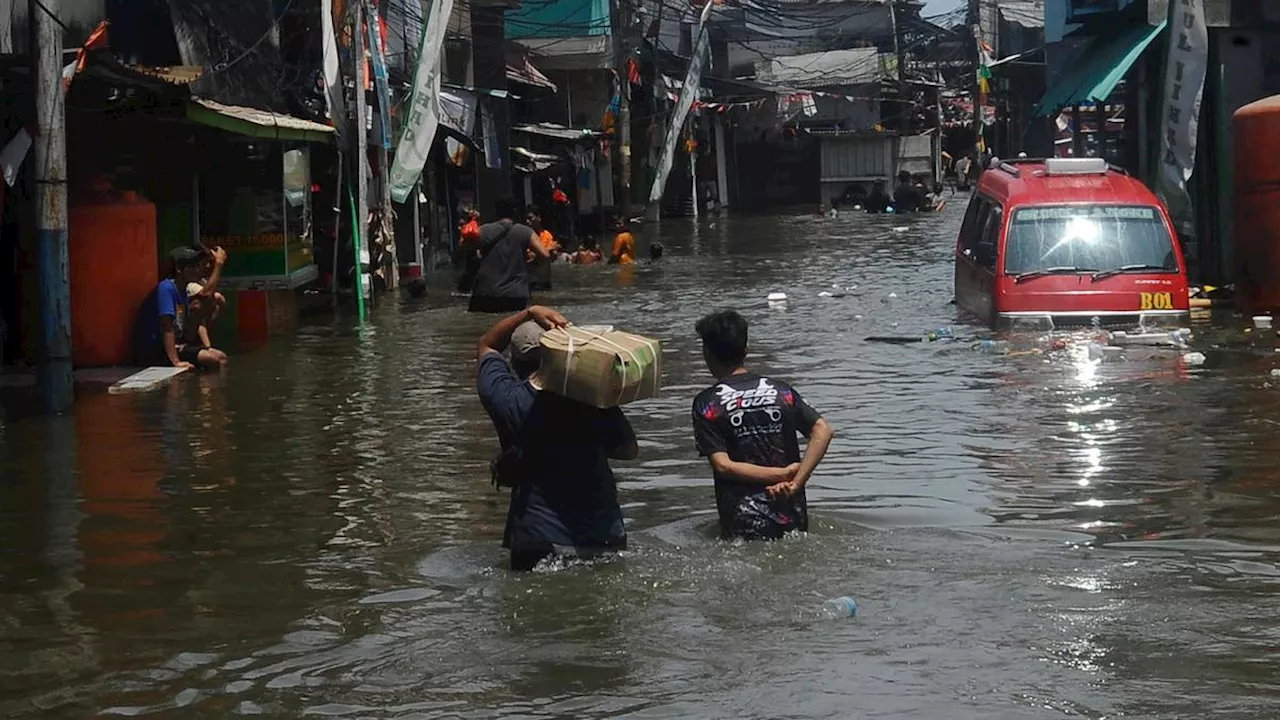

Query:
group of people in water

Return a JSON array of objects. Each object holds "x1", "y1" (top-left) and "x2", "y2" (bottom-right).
[
  {"x1": 455, "y1": 196, "x2": 661, "y2": 313},
  {"x1": 828, "y1": 170, "x2": 948, "y2": 216}
]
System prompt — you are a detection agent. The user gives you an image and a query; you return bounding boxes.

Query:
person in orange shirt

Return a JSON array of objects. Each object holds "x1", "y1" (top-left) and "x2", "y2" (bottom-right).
[
  {"x1": 526, "y1": 207, "x2": 560, "y2": 291},
  {"x1": 457, "y1": 208, "x2": 482, "y2": 294},
  {"x1": 610, "y1": 218, "x2": 636, "y2": 265}
]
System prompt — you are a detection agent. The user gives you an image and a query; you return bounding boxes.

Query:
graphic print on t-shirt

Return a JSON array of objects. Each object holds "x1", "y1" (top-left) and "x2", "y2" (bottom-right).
[{"x1": 692, "y1": 374, "x2": 822, "y2": 539}]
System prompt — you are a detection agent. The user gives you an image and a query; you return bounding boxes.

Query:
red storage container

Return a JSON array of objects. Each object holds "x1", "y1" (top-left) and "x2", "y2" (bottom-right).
[
  {"x1": 1234, "y1": 95, "x2": 1280, "y2": 314},
  {"x1": 68, "y1": 189, "x2": 158, "y2": 367}
]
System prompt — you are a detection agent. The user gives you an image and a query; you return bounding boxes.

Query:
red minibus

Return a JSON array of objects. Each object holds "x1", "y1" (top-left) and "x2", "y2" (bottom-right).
[{"x1": 954, "y1": 157, "x2": 1190, "y2": 329}]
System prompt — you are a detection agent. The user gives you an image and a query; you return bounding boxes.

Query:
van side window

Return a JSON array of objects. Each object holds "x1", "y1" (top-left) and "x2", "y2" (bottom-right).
[
  {"x1": 960, "y1": 197, "x2": 991, "y2": 261},
  {"x1": 976, "y1": 204, "x2": 1003, "y2": 269},
  {"x1": 959, "y1": 196, "x2": 984, "y2": 254}
]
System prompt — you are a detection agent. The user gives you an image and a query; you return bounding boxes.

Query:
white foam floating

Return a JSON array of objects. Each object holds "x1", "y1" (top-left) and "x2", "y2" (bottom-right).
[{"x1": 109, "y1": 366, "x2": 191, "y2": 394}]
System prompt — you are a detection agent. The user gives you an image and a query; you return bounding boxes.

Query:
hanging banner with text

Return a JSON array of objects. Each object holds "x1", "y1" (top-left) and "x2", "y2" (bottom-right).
[
  {"x1": 1156, "y1": 0, "x2": 1207, "y2": 235},
  {"x1": 647, "y1": 0, "x2": 715, "y2": 218},
  {"x1": 321, "y1": 0, "x2": 346, "y2": 140},
  {"x1": 388, "y1": 0, "x2": 455, "y2": 204}
]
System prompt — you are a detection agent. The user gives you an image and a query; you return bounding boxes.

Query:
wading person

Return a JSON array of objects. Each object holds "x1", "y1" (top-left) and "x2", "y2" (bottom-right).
[
  {"x1": 456, "y1": 208, "x2": 482, "y2": 294},
  {"x1": 476, "y1": 305, "x2": 639, "y2": 570},
  {"x1": 610, "y1": 217, "x2": 636, "y2": 265},
  {"x1": 469, "y1": 196, "x2": 551, "y2": 313},
  {"x1": 691, "y1": 310, "x2": 834, "y2": 540},
  {"x1": 526, "y1": 207, "x2": 560, "y2": 292}
]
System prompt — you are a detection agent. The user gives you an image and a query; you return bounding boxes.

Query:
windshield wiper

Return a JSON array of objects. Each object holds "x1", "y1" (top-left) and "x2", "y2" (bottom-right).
[
  {"x1": 1091, "y1": 264, "x2": 1172, "y2": 281},
  {"x1": 1014, "y1": 267, "x2": 1096, "y2": 284}
]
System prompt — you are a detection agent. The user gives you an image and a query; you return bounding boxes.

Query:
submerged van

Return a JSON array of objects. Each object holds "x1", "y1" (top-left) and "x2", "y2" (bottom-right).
[{"x1": 954, "y1": 157, "x2": 1190, "y2": 329}]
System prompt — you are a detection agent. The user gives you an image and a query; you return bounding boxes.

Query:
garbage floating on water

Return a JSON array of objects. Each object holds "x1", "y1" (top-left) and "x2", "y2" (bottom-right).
[
  {"x1": 887, "y1": 292, "x2": 899, "y2": 299},
  {"x1": 894, "y1": 226, "x2": 910, "y2": 233},
  {"x1": 1254, "y1": 315, "x2": 1273, "y2": 330},
  {"x1": 1182, "y1": 352, "x2": 1207, "y2": 366},
  {"x1": 818, "y1": 291, "x2": 833, "y2": 298},
  {"x1": 1271, "y1": 369, "x2": 1280, "y2": 378},
  {"x1": 821, "y1": 596, "x2": 858, "y2": 619},
  {"x1": 767, "y1": 292, "x2": 787, "y2": 302},
  {"x1": 1111, "y1": 329, "x2": 1192, "y2": 348}
]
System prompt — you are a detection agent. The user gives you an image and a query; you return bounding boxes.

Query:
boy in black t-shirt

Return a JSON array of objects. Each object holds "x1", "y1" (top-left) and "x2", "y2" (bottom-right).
[{"x1": 691, "y1": 310, "x2": 835, "y2": 540}]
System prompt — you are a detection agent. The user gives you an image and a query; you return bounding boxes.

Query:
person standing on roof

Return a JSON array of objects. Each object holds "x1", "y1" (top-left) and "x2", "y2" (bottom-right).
[{"x1": 469, "y1": 196, "x2": 552, "y2": 313}]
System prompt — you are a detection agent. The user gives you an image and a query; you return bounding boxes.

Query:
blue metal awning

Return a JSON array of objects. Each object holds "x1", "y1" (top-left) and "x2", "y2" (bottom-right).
[{"x1": 1034, "y1": 21, "x2": 1167, "y2": 117}]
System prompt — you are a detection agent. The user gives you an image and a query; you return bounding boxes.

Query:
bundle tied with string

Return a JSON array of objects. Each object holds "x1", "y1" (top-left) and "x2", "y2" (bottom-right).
[{"x1": 539, "y1": 327, "x2": 661, "y2": 409}]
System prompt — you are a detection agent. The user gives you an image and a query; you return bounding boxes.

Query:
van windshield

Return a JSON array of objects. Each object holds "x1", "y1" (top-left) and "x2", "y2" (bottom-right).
[{"x1": 1003, "y1": 205, "x2": 1178, "y2": 277}]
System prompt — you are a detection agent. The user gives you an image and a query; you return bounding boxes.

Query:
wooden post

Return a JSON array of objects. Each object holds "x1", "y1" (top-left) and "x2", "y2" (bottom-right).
[{"x1": 354, "y1": 2, "x2": 371, "y2": 313}]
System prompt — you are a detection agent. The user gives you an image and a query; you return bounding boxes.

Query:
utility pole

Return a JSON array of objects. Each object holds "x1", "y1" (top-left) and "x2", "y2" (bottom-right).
[
  {"x1": 32, "y1": 0, "x2": 73, "y2": 413},
  {"x1": 891, "y1": 0, "x2": 909, "y2": 134},
  {"x1": 968, "y1": 0, "x2": 983, "y2": 157},
  {"x1": 614, "y1": 0, "x2": 633, "y2": 217},
  {"x1": 354, "y1": 1, "x2": 372, "y2": 309}
]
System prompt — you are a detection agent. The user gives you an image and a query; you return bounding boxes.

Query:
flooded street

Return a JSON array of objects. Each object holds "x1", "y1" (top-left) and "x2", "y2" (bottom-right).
[{"x1": 4, "y1": 203, "x2": 1280, "y2": 718}]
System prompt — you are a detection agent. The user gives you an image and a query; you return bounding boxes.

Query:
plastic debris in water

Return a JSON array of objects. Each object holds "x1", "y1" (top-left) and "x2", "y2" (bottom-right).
[
  {"x1": 818, "y1": 291, "x2": 833, "y2": 298},
  {"x1": 1182, "y1": 352, "x2": 1206, "y2": 366},
  {"x1": 767, "y1": 292, "x2": 787, "y2": 302},
  {"x1": 888, "y1": 292, "x2": 898, "y2": 299},
  {"x1": 1271, "y1": 369, "x2": 1280, "y2": 378},
  {"x1": 821, "y1": 596, "x2": 858, "y2": 619},
  {"x1": 894, "y1": 226, "x2": 909, "y2": 233}
]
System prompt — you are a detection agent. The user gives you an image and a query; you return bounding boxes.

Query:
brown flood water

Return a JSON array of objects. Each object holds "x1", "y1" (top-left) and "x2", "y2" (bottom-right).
[{"x1": 2, "y1": 203, "x2": 1280, "y2": 718}]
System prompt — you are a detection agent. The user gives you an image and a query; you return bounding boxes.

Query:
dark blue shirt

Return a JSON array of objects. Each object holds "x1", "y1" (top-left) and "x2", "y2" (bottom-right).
[
  {"x1": 692, "y1": 373, "x2": 822, "y2": 540},
  {"x1": 476, "y1": 352, "x2": 630, "y2": 552},
  {"x1": 133, "y1": 279, "x2": 188, "y2": 363}
]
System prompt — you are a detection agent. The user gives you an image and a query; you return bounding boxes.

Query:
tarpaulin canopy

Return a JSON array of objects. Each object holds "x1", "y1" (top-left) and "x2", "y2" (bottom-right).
[
  {"x1": 507, "y1": 54, "x2": 557, "y2": 91},
  {"x1": 512, "y1": 146, "x2": 562, "y2": 173},
  {"x1": 1034, "y1": 21, "x2": 1167, "y2": 117},
  {"x1": 512, "y1": 123, "x2": 600, "y2": 141}
]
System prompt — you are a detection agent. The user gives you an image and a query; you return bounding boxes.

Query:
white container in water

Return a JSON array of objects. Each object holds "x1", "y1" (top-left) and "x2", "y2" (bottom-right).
[
  {"x1": 767, "y1": 292, "x2": 787, "y2": 302},
  {"x1": 821, "y1": 596, "x2": 858, "y2": 619},
  {"x1": 1183, "y1": 352, "x2": 1207, "y2": 366},
  {"x1": 1254, "y1": 316, "x2": 1273, "y2": 330}
]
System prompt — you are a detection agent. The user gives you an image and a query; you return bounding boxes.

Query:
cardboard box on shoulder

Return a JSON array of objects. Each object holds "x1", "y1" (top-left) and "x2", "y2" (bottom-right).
[{"x1": 539, "y1": 327, "x2": 661, "y2": 408}]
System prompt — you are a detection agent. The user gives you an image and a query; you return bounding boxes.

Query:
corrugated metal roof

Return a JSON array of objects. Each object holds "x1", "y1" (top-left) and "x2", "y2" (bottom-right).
[
  {"x1": 998, "y1": 0, "x2": 1045, "y2": 28},
  {"x1": 191, "y1": 97, "x2": 335, "y2": 136}
]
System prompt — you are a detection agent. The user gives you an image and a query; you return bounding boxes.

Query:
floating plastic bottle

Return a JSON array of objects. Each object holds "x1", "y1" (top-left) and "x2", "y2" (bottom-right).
[
  {"x1": 821, "y1": 596, "x2": 858, "y2": 619},
  {"x1": 927, "y1": 327, "x2": 953, "y2": 342},
  {"x1": 1182, "y1": 352, "x2": 1207, "y2": 366},
  {"x1": 978, "y1": 339, "x2": 1010, "y2": 355}
]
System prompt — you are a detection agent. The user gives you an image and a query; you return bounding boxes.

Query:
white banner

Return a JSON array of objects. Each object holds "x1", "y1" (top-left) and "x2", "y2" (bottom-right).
[
  {"x1": 320, "y1": 0, "x2": 346, "y2": 139},
  {"x1": 388, "y1": 0, "x2": 455, "y2": 204},
  {"x1": 648, "y1": 0, "x2": 715, "y2": 213},
  {"x1": 1156, "y1": 0, "x2": 1207, "y2": 233}
]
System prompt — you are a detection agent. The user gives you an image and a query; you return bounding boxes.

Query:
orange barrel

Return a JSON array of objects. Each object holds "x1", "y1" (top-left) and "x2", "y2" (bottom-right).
[
  {"x1": 68, "y1": 190, "x2": 158, "y2": 366},
  {"x1": 1234, "y1": 95, "x2": 1280, "y2": 314}
]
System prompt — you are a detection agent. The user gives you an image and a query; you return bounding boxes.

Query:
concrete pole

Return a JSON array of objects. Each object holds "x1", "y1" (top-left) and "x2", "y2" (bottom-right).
[{"x1": 32, "y1": 0, "x2": 73, "y2": 413}]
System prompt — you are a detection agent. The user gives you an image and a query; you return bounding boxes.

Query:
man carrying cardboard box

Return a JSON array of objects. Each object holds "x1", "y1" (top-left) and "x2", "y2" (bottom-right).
[{"x1": 476, "y1": 305, "x2": 640, "y2": 571}]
